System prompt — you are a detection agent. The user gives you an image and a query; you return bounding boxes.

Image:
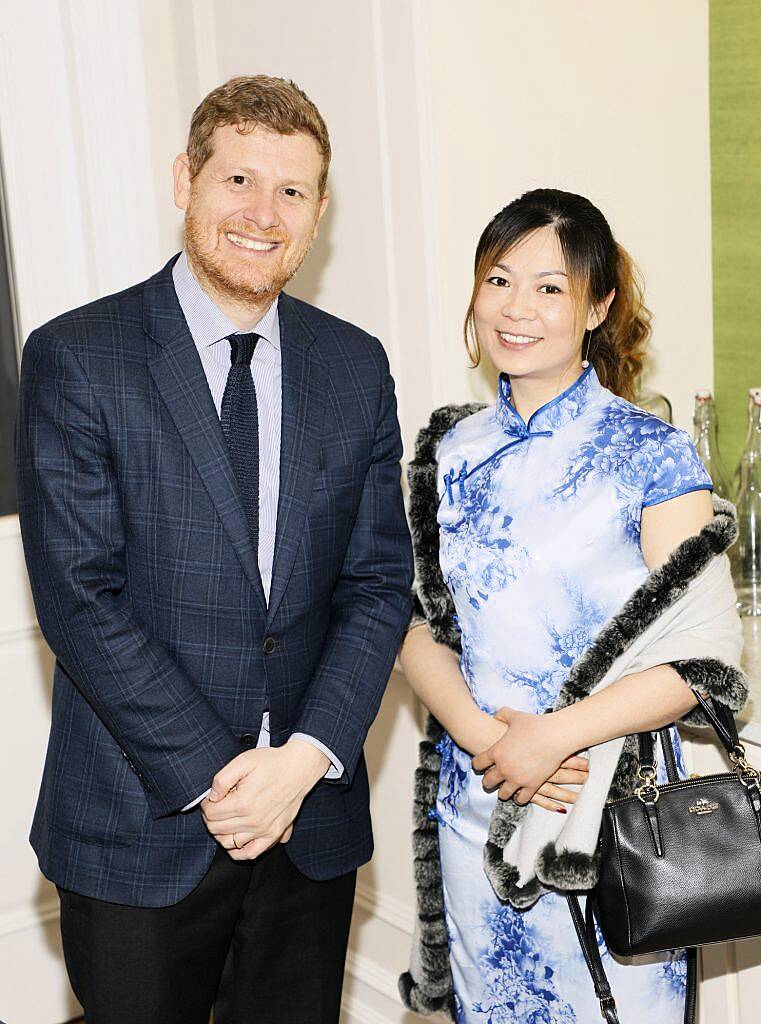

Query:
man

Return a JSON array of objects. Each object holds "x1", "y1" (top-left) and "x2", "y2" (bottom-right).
[{"x1": 15, "y1": 76, "x2": 413, "y2": 1024}]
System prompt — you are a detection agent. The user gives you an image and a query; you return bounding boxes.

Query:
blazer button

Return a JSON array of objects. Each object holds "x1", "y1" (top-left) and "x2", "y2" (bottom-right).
[
  {"x1": 240, "y1": 733, "x2": 257, "y2": 747},
  {"x1": 262, "y1": 636, "x2": 276, "y2": 655}
]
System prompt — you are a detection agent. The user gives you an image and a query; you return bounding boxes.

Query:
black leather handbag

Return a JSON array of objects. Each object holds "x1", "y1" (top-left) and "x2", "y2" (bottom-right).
[{"x1": 567, "y1": 691, "x2": 761, "y2": 1024}]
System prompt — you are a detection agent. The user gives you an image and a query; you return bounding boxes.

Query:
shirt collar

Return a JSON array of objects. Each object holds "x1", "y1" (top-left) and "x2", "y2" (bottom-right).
[
  {"x1": 172, "y1": 251, "x2": 280, "y2": 351},
  {"x1": 495, "y1": 364, "x2": 602, "y2": 437}
]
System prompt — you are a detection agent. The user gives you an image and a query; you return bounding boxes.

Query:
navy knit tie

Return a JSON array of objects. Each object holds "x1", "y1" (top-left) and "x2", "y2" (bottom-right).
[{"x1": 221, "y1": 333, "x2": 260, "y2": 545}]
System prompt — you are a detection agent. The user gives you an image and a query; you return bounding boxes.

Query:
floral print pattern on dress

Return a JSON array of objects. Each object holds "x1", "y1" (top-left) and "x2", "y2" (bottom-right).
[
  {"x1": 433, "y1": 368, "x2": 705, "y2": 1022},
  {"x1": 473, "y1": 903, "x2": 577, "y2": 1024},
  {"x1": 437, "y1": 732, "x2": 471, "y2": 827},
  {"x1": 553, "y1": 400, "x2": 712, "y2": 544}
]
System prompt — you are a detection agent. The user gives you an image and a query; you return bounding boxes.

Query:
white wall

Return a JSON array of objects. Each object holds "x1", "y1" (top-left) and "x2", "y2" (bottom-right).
[
  {"x1": 0, "y1": 2, "x2": 756, "y2": 1023},
  {"x1": 424, "y1": 0, "x2": 715, "y2": 430}
]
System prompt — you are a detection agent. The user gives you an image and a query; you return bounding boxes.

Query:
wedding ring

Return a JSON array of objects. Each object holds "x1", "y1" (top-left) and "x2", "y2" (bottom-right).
[{"x1": 232, "y1": 833, "x2": 242, "y2": 850}]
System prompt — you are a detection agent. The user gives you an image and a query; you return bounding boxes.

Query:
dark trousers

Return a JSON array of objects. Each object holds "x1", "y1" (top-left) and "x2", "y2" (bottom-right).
[{"x1": 58, "y1": 844, "x2": 357, "y2": 1024}]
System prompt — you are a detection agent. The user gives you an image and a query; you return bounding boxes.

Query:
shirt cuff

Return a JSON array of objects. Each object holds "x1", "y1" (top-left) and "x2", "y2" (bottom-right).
[
  {"x1": 182, "y1": 787, "x2": 211, "y2": 812},
  {"x1": 181, "y1": 710, "x2": 271, "y2": 812},
  {"x1": 181, "y1": 720, "x2": 342, "y2": 809},
  {"x1": 290, "y1": 733, "x2": 344, "y2": 780}
]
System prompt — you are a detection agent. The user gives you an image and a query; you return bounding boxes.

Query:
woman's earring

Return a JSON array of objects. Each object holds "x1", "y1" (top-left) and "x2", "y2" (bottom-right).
[{"x1": 581, "y1": 329, "x2": 591, "y2": 369}]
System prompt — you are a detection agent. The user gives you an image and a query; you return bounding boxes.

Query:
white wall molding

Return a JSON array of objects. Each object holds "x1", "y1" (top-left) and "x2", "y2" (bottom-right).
[
  {"x1": 346, "y1": 949, "x2": 401, "y2": 1005},
  {"x1": 369, "y1": 0, "x2": 403, "y2": 392},
  {"x1": 363, "y1": 0, "x2": 446, "y2": 455},
  {"x1": 0, "y1": 516, "x2": 46, "y2": 638},
  {"x1": 355, "y1": 881, "x2": 414, "y2": 937},
  {"x1": 341, "y1": 989, "x2": 396, "y2": 1024},
  {"x1": 410, "y1": 0, "x2": 446, "y2": 411},
  {"x1": 724, "y1": 944, "x2": 741, "y2": 1024},
  {"x1": 0, "y1": 897, "x2": 58, "y2": 939},
  {"x1": 61, "y1": 0, "x2": 162, "y2": 297},
  {"x1": 0, "y1": 622, "x2": 41, "y2": 645},
  {"x1": 189, "y1": 0, "x2": 220, "y2": 101},
  {"x1": 0, "y1": 11, "x2": 90, "y2": 337},
  {"x1": 0, "y1": 30, "x2": 39, "y2": 335},
  {"x1": 344, "y1": 948, "x2": 448, "y2": 1023},
  {"x1": 0, "y1": 907, "x2": 80, "y2": 1024},
  {"x1": 0, "y1": 33, "x2": 23, "y2": 360}
]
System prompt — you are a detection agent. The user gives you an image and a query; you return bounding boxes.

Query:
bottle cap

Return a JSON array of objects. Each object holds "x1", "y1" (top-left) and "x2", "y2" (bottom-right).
[
  {"x1": 750, "y1": 388, "x2": 761, "y2": 406},
  {"x1": 695, "y1": 389, "x2": 712, "y2": 401}
]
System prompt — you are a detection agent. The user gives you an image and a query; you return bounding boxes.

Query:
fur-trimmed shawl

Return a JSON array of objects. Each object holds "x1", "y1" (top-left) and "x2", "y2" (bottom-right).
[{"x1": 399, "y1": 404, "x2": 748, "y2": 1019}]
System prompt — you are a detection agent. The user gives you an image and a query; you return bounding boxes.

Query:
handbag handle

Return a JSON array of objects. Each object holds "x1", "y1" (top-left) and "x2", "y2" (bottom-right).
[
  {"x1": 692, "y1": 691, "x2": 740, "y2": 752},
  {"x1": 638, "y1": 691, "x2": 742, "y2": 786}
]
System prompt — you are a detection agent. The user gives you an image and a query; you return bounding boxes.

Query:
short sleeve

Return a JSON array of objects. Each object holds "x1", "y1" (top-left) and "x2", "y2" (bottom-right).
[{"x1": 641, "y1": 426, "x2": 713, "y2": 509}]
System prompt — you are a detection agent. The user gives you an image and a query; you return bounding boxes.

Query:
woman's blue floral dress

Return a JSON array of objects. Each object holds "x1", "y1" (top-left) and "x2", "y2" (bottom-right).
[{"x1": 434, "y1": 366, "x2": 712, "y2": 1024}]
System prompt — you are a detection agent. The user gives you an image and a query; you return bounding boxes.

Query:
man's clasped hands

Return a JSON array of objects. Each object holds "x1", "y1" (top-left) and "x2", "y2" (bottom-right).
[{"x1": 202, "y1": 738, "x2": 330, "y2": 861}]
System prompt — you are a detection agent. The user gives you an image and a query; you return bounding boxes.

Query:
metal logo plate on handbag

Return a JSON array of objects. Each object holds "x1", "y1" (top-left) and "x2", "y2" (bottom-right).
[{"x1": 688, "y1": 797, "x2": 719, "y2": 816}]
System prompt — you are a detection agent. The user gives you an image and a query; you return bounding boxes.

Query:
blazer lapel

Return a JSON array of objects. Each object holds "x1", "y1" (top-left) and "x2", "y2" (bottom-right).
[
  {"x1": 143, "y1": 257, "x2": 267, "y2": 609},
  {"x1": 266, "y1": 294, "x2": 326, "y2": 624}
]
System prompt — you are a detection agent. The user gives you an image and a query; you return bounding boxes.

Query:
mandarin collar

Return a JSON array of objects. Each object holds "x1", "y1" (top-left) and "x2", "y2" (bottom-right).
[{"x1": 495, "y1": 364, "x2": 602, "y2": 437}]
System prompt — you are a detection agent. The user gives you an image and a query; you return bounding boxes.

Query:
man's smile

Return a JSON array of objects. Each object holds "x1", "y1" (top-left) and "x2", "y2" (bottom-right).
[{"x1": 224, "y1": 230, "x2": 281, "y2": 252}]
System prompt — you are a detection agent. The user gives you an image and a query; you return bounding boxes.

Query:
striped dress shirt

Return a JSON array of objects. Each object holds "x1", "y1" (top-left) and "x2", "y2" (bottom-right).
[{"x1": 173, "y1": 253, "x2": 342, "y2": 804}]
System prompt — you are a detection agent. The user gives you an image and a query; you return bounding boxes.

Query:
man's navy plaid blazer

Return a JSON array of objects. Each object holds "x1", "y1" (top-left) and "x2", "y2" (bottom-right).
[{"x1": 15, "y1": 255, "x2": 413, "y2": 908}]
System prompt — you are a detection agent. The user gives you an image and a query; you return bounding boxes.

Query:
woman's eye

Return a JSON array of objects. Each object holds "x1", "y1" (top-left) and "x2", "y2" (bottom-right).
[
  {"x1": 539, "y1": 284, "x2": 562, "y2": 294},
  {"x1": 487, "y1": 276, "x2": 509, "y2": 287},
  {"x1": 230, "y1": 175, "x2": 248, "y2": 186}
]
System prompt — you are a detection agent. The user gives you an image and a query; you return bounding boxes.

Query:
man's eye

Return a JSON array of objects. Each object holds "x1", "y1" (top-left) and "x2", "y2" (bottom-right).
[
  {"x1": 487, "y1": 276, "x2": 509, "y2": 287},
  {"x1": 282, "y1": 188, "x2": 303, "y2": 198},
  {"x1": 230, "y1": 175, "x2": 247, "y2": 186}
]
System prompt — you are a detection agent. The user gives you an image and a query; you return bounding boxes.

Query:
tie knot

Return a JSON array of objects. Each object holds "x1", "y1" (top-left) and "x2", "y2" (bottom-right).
[{"x1": 228, "y1": 333, "x2": 260, "y2": 367}]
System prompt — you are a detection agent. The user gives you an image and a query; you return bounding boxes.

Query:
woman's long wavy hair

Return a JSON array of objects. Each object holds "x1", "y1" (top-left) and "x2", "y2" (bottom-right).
[{"x1": 464, "y1": 189, "x2": 651, "y2": 402}]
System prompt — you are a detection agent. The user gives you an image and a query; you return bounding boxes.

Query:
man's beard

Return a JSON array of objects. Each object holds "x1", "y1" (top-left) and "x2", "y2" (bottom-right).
[{"x1": 184, "y1": 208, "x2": 315, "y2": 305}]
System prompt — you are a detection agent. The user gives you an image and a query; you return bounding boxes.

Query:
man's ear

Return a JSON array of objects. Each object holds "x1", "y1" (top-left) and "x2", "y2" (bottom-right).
[
  {"x1": 173, "y1": 154, "x2": 192, "y2": 211},
  {"x1": 312, "y1": 192, "x2": 330, "y2": 240},
  {"x1": 587, "y1": 288, "x2": 616, "y2": 331}
]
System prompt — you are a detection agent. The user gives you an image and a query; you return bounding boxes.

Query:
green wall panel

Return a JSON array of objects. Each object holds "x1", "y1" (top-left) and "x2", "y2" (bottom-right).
[{"x1": 710, "y1": 0, "x2": 761, "y2": 475}]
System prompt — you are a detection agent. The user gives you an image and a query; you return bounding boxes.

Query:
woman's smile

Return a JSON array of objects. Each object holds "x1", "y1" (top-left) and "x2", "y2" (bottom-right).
[{"x1": 496, "y1": 329, "x2": 543, "y2": 350}]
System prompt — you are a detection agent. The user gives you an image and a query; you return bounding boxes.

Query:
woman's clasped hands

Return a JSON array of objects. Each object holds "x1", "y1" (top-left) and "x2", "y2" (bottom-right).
[{"x1": 473, "y1": 706, "x2": 589, "y2": 812}]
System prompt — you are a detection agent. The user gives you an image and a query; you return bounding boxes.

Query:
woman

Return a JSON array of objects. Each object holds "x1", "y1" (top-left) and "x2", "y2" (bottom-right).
[{"x1": 399, "y1": 189, "x2": 743, "y2": 1023}]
